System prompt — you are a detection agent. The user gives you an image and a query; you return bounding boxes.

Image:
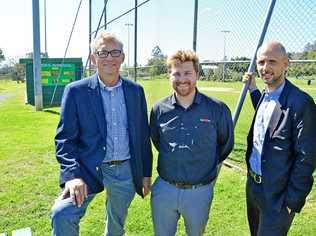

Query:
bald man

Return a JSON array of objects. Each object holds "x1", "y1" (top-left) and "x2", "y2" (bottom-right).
[{"x1": 243, "y1": 41, "x2": 316, "y2": 236}]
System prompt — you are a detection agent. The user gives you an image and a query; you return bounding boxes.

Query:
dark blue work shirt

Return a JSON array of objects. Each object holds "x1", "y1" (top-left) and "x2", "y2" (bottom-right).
[{"x1": 150, "y1": 90, "x2": 234, "y2": 184}]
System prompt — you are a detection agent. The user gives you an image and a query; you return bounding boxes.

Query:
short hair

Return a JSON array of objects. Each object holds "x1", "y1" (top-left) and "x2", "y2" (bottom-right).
[
  {"x1": 167, "y1": 49, "x2": 199, "y2": 73},
  {"x1": 277, "y1": 43, "x2": 287, "y2": 57},
  {"x1": 90, "y1": 32, "x2": 124, "y2": 53},
  {"x1": 257, "y1": 41, "x2": 288, "y2": 58}
]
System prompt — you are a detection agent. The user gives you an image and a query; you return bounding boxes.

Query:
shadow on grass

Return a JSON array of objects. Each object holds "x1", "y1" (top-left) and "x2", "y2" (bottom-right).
[
  {"x1": 228, "y1": 155, "x2": 245, "y2": 165},
  {"x1": 44, "y1": 109, "x2": 60, "y2": 115},
  {"x1": 229, "y1": 142, "x2": 247, "y2": 166}
]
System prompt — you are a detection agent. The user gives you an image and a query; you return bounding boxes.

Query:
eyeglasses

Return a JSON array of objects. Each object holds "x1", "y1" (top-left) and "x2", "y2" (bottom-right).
[{"x1": 95, "y1": 49, "x2": 122, "y2": 58}]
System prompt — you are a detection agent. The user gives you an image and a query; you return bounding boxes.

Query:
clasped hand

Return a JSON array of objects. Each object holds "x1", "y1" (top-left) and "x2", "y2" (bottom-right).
[{"x1": 56, "y1": 178, "x2": 88, "y2": 207}]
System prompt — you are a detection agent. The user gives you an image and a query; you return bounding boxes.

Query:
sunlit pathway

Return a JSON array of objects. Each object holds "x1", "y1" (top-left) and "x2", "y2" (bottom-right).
[{"x1": 0, "y1": 93, "x2": 14, "y2": 103}]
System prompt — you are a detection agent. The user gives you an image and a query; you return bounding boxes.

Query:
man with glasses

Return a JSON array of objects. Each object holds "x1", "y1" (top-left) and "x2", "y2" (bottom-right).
[{"x1": 51, "y1": 32, "x2": 152, "y2": 236}]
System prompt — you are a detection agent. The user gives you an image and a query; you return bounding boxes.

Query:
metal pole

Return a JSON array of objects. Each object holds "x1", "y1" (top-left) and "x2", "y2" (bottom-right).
[
  {"x1": 193, "y1": 0, "x2": 198, "y2": 51},
  {"x1": 134, "y1": 0, "x2": 138, "y2": 82},
  {"x1": 232, "y1": 0, "x2": 277, "y2": 127},
  {"x1": 90, "y1": 0, "x2": 150, "y2": 36},
  {"x1": 89, "y1": 0, "x2": 92, "y2": 75},
  {"x1": 44, "y1": 0, "x2": 48, "y2": 57},
  {"x1": 32, "y1": 0, "x2": 43, "y2": 111},
  {"x1": 222, "y1": 32, "x2": 228, "y2": 60},
  {"x1": 221, "y1": 30, "x2": 230, "y2": 81},
  {"x1": 125, "y1": 23, "x2": 133, "y2": 68},
  {"x1": 104, "y1": 0, "x2": 107, "y2": 30},
  {"x1": 84, "y1": 2, "x2": 107, "y2": 75},
  {"x1": 84, "y1": 1, "x2": 151, "y2": 76}
]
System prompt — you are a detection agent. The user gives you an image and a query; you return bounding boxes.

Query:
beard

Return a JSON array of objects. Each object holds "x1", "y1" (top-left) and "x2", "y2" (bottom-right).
[
  {"x1": 260, "y1": 71, "x2": 284, "y2": 86},
  {"x1": 173, "y1": 81, "x2": 195, "y2": 97}
]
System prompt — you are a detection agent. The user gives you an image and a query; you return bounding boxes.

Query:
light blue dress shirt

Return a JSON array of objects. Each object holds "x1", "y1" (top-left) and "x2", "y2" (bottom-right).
[
  {"x1": 98, "y1": 76, "x2": 131, "y2": 162},
  {"x1": 250, "y1": 81, "x2": 285, "y2": 175}
]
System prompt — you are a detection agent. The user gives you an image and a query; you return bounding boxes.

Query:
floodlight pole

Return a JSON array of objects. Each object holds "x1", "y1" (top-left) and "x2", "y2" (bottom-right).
[
  {"x1": 44, "y1": 0, "x2": 48, "y2": 57},
  {"x1": 104, "y1": 0, "x2": 107, "y2": 29},
  {"x1": 221, "y1": 30, "x2": 230, "y2": 61},
  {"x1": 134, "y1": 0, "x2": 138, "y2": 82},
  {"x1": 125, "y1": 23, "x2": 133, "y2": 68},
  {"x1": 32, "y1": 0, "x2": 43, "y2": 111},
  {"x1": 88, "y1": 0, "x2": 92, "y2": 75},
  {"x1": 220, "y1": 30, "x2": 230, "y2": 81},
  {"x1": 232, "y1": 0, "x2": 277, "y2": 128},
  {"x1": 193, "y1": 0, "x2": 198, "y2": 51}
]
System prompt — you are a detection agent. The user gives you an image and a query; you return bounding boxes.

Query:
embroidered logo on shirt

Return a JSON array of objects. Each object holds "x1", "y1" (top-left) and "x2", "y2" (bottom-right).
[{"x1": 200, "y1": 118, "x2": 211, "y2": 123}]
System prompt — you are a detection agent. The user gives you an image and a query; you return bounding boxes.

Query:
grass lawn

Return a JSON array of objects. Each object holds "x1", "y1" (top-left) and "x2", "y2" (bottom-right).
[{"x1": 0, "y1": 78, "x2": 315, "y2": 235}]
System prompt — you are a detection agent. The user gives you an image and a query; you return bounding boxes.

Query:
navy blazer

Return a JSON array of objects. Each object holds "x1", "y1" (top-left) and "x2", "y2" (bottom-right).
[
  {"x1": 246, "y1": 79, "x2": 316, "y2": 213},
  {"x1": 55, "y1": 74, "x2": 152, "y2": 197}
]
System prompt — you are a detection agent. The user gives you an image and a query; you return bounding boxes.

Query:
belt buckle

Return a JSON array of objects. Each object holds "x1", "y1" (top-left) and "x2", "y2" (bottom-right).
[
  {"x1": 254, "y1": 174, "x2": 262, "y2": 184},
  {"x1": 174, "y1": 182, "x2": 205, "y2": 189},
  {"x1": 249, "y1": 170, "x2": 262, "y2": 184},
  {"x1": 108, "y1": 160, "x2": 120, "y2": 166},
  {"x1": 174, "y1": 182, "x2": 192, "y2": 189}
]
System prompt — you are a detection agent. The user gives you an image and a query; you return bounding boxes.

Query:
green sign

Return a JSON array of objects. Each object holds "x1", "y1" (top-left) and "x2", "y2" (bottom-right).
[{"x1": 41, "y1": 63, "x2": 76, "y2": 86}]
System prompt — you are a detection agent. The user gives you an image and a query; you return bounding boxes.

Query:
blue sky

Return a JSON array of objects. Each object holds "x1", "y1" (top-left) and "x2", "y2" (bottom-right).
[{"x1": 1, "y1": 0, "x2": 315, "y2": 66}]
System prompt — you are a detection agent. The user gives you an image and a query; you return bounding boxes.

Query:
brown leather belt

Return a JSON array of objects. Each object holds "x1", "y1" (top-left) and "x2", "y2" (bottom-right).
[
  {"x1": 106, "y1": 159, "x2": 128, "y2": 166},
  {"x1": 169, "y1": 182, "x2": 206, "y2": 189},
  {"x1": 162, "y1": 177, "x2": 209, "y2": 189},
  {"x1": 248, "y1": 169, "x2": 263, "y2": 184}
]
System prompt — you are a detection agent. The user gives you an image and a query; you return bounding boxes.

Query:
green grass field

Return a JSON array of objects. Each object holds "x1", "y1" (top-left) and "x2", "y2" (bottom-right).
[{"x1": 0, "y1": 78, "x2": 315, "y2": 235}]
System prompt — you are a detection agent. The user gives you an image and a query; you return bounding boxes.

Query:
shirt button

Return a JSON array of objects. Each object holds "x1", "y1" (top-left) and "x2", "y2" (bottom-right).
[{"x1": 103, "y1": 146, "x2": 106, "y2": 150}]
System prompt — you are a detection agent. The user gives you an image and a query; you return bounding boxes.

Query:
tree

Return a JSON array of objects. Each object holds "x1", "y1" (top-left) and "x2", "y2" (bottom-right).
[
  {"x1": 151, "y1": 45, "x2": 163, "y2": 59},
  {"x1": 287, "y1": 40, "x2": 316, "y2": 78},
  {"x1": 147, "y1": 46, "x2": 167, "y2": 76},
  {"x1": 0, "y1": 48, "x2": 5, "y2": 62},
  {"x1": 0, "y1": 55, "x2": 25, "y2": 82},
  {"x1": 25, "y1": 52, "x2": 47, "y2": 58},
  {"x1": 289, "y1": 40, "x2": 316, "y2": 60},
  {"x1": 303, "y1": 40, "x2": 316, "y2": 52},
  {"x1": 228, "y1": 56, "x2": 251, "y2": 73}
]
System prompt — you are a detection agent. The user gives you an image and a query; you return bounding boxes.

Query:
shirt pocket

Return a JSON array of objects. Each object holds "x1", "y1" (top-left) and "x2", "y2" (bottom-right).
[{"x1": 192, "y1": 120, "x2": 217, "y2": 149}]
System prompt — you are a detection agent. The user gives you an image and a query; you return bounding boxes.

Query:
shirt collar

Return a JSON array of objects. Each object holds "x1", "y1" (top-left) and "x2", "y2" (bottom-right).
[
  {"x1": 98, "y1": 75, "x2": 122, "y2": 91},
  {"x1": 170, "y1": 88, "x2": 202, "y2": 106},
  {"x1": 265, "y1": 80, "x2": 285, "y2": 100}
]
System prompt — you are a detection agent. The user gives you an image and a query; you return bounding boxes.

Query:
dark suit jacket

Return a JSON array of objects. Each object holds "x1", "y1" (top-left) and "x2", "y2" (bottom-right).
[
  {"x1": 246, "y1": 79, "x2": 316, "y2": 213},
  {"x1": 55, "y1": 74, "x2": 152, "y2": 197}
]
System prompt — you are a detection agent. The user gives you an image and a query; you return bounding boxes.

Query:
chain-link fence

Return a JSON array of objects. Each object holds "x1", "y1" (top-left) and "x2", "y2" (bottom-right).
[
  {"x1": 90, "y1": 0, "x2": 315, "y2": 80},
  {"x1": 90, "y1": 0, "x2": 316, "y2": 164}
]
